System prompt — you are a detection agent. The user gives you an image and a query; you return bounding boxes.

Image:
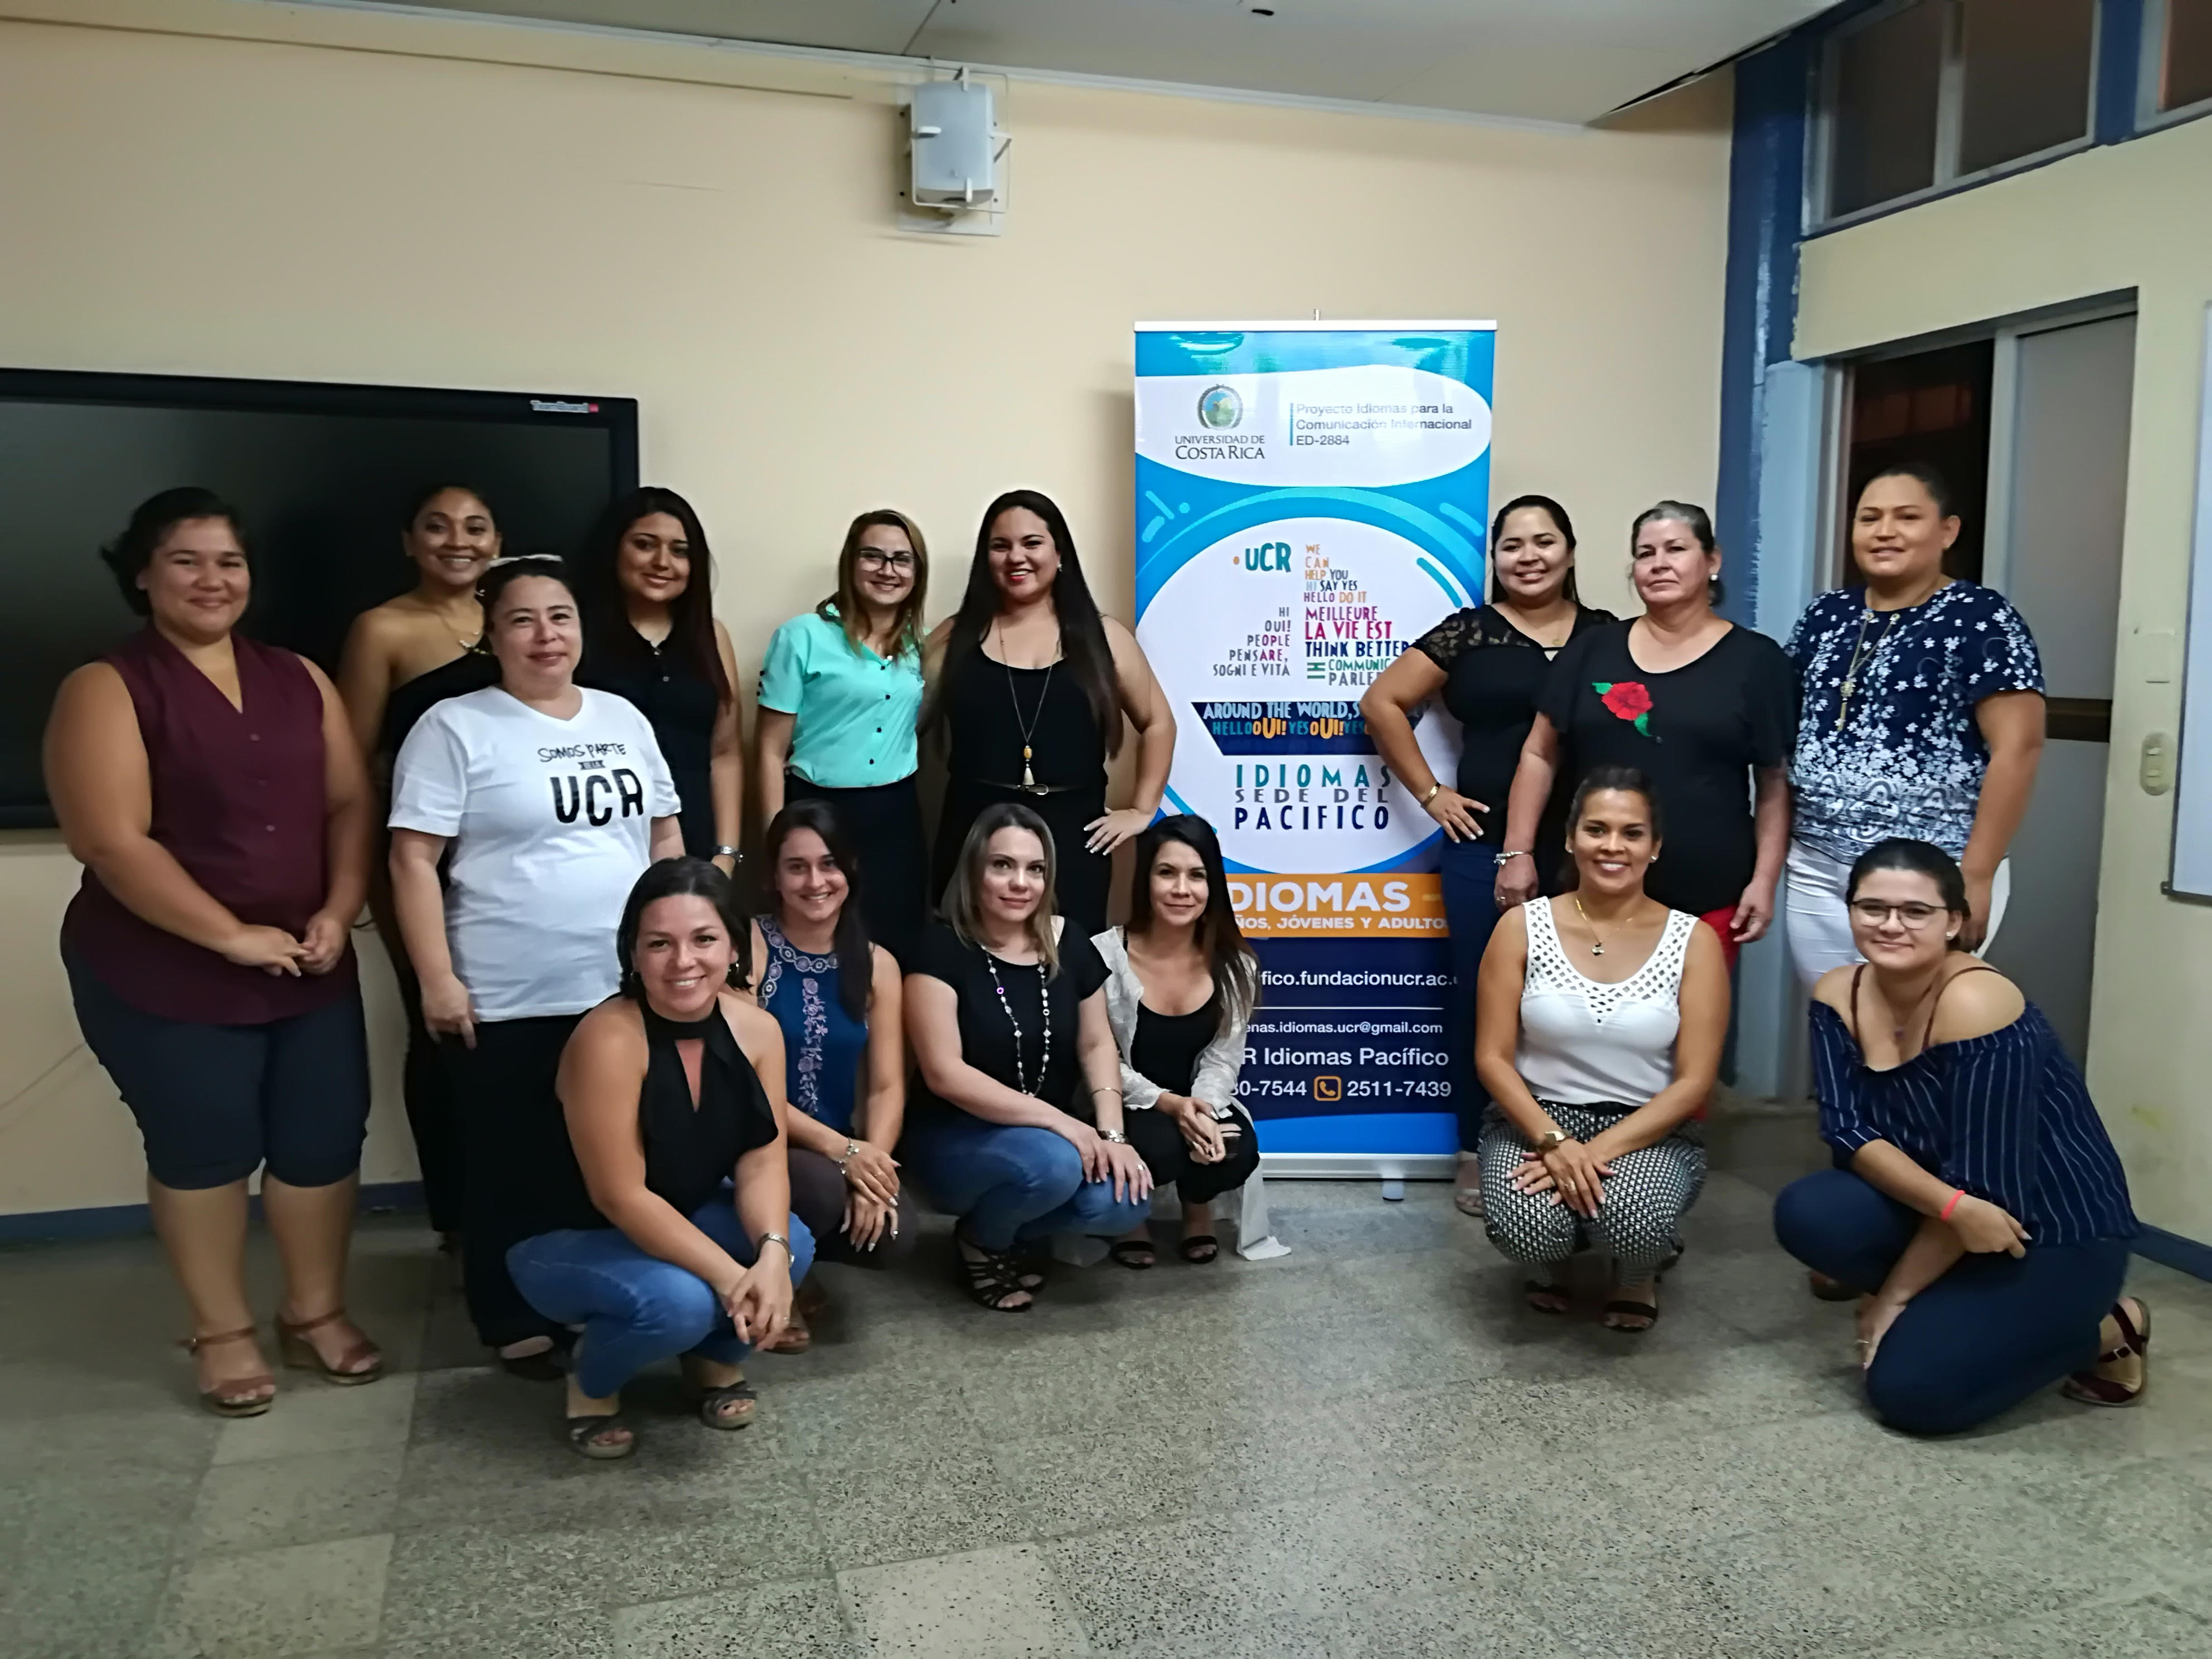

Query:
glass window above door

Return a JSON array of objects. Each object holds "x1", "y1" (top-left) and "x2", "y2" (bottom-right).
[{"x1": 2153, "y1": 0, "x2": 2212, "y2": 115}]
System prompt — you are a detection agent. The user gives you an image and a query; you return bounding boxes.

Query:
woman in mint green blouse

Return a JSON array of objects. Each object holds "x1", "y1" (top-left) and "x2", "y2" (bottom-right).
[{"x1": 757, "y1": 510, "x2": 930, "y2": 963}]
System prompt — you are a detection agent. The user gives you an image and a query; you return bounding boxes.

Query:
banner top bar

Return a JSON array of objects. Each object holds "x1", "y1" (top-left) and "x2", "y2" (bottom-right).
[{"x1": 1135, "y1": 320, "x2": 1496, "y2": 333}]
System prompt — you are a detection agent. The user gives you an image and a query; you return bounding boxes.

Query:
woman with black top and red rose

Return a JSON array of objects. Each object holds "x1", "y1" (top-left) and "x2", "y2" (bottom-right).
[
  {"x1": 1498, "y1": 501, "x2": 1796, "y2": 969},
  {"x1": 1362, "y1": 494, "x2": 1614, "y2": 1215}
]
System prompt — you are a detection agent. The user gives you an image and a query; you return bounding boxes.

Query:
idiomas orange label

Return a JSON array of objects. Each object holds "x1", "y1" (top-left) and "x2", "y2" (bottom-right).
[{"x1": 1226, "y1": 873, "x2": 1446, "y2": 937}]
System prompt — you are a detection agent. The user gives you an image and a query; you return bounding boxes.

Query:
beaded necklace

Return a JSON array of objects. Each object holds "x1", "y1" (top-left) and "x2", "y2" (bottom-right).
[{"x1": 983, "y1": 948, "x2": 1051, "y2": 1095}]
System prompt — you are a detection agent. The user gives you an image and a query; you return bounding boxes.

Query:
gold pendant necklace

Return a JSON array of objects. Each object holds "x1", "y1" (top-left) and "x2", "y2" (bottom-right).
[
  {"x1": 1571, "y1": 895, "x2": 1607, "y2": 956},
  {"x1": 999, "y1": 622, "x2": 1059, "y2": 795}
]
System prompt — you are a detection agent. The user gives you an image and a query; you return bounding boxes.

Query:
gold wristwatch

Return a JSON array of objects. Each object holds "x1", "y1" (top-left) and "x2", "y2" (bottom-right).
[{"x1": 1536, "y1": 1129, "x2": 1569, "y2": 1151}]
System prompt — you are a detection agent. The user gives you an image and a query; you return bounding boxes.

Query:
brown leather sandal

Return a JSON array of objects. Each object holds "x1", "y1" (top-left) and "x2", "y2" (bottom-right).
[
  {"x1": 2062, "y1": 1297, "x2": 2150, "y2": 1407},
  {"x1": 183, "y1": 1326, "x2": 276, "y2": 1418},
  {"x1": 275, "y1": 1308, "x2": 384, "y2": 1386}
]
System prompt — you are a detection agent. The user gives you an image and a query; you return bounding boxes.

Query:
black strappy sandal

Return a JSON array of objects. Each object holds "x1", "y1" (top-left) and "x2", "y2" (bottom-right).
[
  {"x1": 954, "y1": 1232, "x2": 1034, "y2": 1312},
  {"x1": 2063, "y1": 1298, "x2": 2151, "y2": 1406},
  {"x1": 565, "y1": 1413, "x2": 635, "y2": 1459},
  {"x1": 694, "y1": 1379, "x2": 759, "y2": 1430},
  {"x1": 1602, "y1": 1292, "x2": 1660, "y2": 1333},
  {"x1": 1109, "y1": 1239, "x2": 1157, "y2": 1270},
  {"x1": 1524, "y1": 1279, "x2": 1570, "y2": 1315},
  {"x1": 1178, "y1": 1235, "x2": 1220, "y2": 1265}
]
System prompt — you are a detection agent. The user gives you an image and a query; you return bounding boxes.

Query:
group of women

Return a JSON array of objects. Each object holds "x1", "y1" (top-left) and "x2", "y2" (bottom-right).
[{"x1": 43, "y1": 460, "x2": 2145, "y2": 1451}]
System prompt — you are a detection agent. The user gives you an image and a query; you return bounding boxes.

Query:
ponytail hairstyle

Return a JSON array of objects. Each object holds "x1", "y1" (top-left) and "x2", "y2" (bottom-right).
[
  {"x1": 1126, "y1": 814, "x2": 1260, "y2": 1023},
  {"x1": 923, "y1": 490, "x2": 1122, "y2": 755},
  {"x1": 1565, "y1": 764, "x2": 1664, "y2": 845},
  {"x1": 1858, "y1": 460, "x2": 1959, "y2": 520},
  {"x1": 760, "y1": 800, "x2": 874, "y2": 1021},
  {"x1": 101, "y1": 487, "x2": 247, "y2": 617},
  {"x1": 1487, "y1": 493, "x2": 1581, "y2": 605}
]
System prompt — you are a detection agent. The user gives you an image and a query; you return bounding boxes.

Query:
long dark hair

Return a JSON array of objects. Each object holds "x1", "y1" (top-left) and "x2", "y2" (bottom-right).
[
  {"x1": 101, "y1": 487, "x2": 246, "y2": 617},
  {"x1": 822, "y1": 508, "x2": 930, "y2": 661},
  {"x1": 924, "y1": 489, "x2": 1122, "y2": 756},
  {"x1": 760, "y1": 801, "x2": 873, "y2": 1021},
  {"x1": 1488, "y1": 493, "x2": 1580, "y2": 606},
  {"x1": 616, "y1": 856, "x2": 753, "y2": 998},
  {"x1": 1126, "y1": 814, "x2": 1259, "y2": 1022},
  {"x1": 1847, "y1": 837, "x2": 1969, "y2": 951},
  {"x1": 575, "y1": 487, "x2": 730, "y2": 705}
]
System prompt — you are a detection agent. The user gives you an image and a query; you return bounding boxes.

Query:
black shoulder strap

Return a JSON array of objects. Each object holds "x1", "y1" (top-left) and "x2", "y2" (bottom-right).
[
  {"x1": 1847, "y1": 963, "x2": 1867, "y2": 1046},
  {"x1": 1920, "y1": 963, "x2": 2004, "y2": 1051}
]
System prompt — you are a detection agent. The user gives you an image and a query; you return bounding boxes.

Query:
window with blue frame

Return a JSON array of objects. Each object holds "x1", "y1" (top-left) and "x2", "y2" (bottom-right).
[{"x1": 1819, "y1": 0, "x2": 2099, "y2": 224}]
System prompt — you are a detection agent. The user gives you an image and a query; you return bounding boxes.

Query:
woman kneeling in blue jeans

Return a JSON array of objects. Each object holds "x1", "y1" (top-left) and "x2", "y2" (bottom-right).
[
  {"x1": 905, "y1": 803, "x2": 1153, "y2": 1310},
  {"x1": 509, "y1": 858, "x2": 815, "y2": 1459}
]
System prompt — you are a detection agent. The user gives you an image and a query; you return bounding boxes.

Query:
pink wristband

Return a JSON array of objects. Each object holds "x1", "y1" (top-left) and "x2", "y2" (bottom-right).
[{"x1": 1939, "y1": 1187, "x2": 1966, "y2": 1220}]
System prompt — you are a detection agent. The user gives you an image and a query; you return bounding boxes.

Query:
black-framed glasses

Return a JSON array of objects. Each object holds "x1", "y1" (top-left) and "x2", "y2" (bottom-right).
[
  {"x1": 855, "y1": 550, "x2": 916, "y2": 571},
  {"x1": 1849, "y1": 899, "x2": 1946, "y2": 929}
]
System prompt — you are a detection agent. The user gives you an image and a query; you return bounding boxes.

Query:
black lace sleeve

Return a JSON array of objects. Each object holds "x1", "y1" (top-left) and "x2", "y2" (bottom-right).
[{"x1": 1412, "y1": 607, "x2": 1486, "y2": 671}]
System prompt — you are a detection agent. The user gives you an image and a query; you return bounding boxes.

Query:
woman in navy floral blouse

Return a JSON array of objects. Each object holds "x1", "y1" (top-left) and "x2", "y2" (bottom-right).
[{"x1": 1782, "y1": 464, "x2": 2046, "y2": 990}]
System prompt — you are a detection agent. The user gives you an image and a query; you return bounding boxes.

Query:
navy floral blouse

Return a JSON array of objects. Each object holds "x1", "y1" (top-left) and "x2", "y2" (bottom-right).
[{"x1": 1785, "y1": 580, "x2": 2043, "y2": 863}]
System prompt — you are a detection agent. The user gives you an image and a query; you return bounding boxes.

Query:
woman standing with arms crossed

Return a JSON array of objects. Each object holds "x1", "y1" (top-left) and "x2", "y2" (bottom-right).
[
  {"x1": 905, "y1": 804, "x2": 1153, "y2": 1309},
  {"x1": 924, "y1": 491, "x2": 1175, "y2": 938},
  {"x1": 1782, "y1": 464, "x2": 2044, "y2": 984},
  {"x1": 575, "y1": 488, "x2": 744, "y2": 870},
  {"x1": 1362, "y1": 495, "x2": 1615, "y2": 1214},
  {"x1": 746, "y1": 802, "x2": 917, "y2": 1353},
  {"x1": 756, "y1": 511, "x2": 930, "y2": 963},
  {"x1": 389, "y1": 555, "x2": 683, "y2": 1374},
  {"x1": 1499, "y1": 502, "x2": 1796, "y2": 968},
  {"x1": 49, "y1": 489, "x2": 382, "y2": 1414},
  {"x1": 337, "y1": 484, "x2": 501, "y2": 1242}
]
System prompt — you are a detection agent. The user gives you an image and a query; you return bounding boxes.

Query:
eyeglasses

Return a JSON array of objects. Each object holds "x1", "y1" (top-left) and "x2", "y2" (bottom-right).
[
  {"x1": 855, "y1": 550, "x2": 916, "y2": 572},
  {"x1": 1849, "y1": 900, "x2": 1947, "y2": 929}
]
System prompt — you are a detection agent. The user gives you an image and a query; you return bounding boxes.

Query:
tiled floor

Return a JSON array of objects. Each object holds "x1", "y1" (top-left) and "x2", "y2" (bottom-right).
[{"x1": 6, "y1": 1110, "x2": 2211, "y2": 1657}]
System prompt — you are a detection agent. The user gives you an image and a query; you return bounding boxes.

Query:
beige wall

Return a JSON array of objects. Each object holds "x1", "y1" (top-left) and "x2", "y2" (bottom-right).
[
  {"x1": 0, "y1": 2, "x2": 1733, "y2": 1215},
  {"x1": 1797, "y1": 117, "x2": 2212, "y2": 1241}
]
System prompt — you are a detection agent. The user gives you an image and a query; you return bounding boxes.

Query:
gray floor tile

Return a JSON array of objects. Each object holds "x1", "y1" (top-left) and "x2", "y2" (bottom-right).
[
  {"x1": 189, "y1": 1445, "x2": 404, "y2": 1556},
  {"x1": 809, "y1": 1449, "x2": 1031, "y2": 1570},
  {"x1": 211, "y1": 1372, "x2": 419, "y2": 1466},
  {"x1": 1867, "y1": 1592, "x2": 2212, "y2": 1657},
  {"x1": 151, "y1": 1534, "x2": 391, "y2": 1658},
  {"x1": 840, "y1": 1544, "x2": 1089, "y2": 1658},
  {"x1": 0, "y1": 1547, "x2": 174, "y2": 1659},
  {"x1": 381, "y1": 1607, "x2": 616, "y2": 1658},
  {"x1": 615, "y1": 1577, "x2": 853, "y2": 1657}
]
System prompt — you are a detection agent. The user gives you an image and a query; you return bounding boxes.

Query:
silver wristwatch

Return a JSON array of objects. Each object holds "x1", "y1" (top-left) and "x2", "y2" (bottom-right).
[{"x1": 756, "y1": 1231, "x2": 793, "y2": 1258}]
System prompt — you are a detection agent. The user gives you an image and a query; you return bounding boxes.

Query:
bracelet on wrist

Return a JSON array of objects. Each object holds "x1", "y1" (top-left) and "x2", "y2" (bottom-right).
[
  {"x1": 1419, "y1": 780, "x2": 1443, "y2": 807},
  {"x1": 1099, "y1": 1128, "x2": 1129, "y2": 1144},
  {"x1": 756, "y1": 1231, "x2": 793, "y2": 1258},
  {"x1": 1498, "y1": 849, "x2": 1531, "y2": 861},
  {"x1": 1938, "y1": 1187, "x2": 1966, "y2": 1220},
  {"x1": 835, "y1": 1138, "x2": 862, "y2": 1170}
]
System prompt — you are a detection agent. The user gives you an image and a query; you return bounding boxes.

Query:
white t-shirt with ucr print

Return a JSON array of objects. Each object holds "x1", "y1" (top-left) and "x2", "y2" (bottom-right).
[{"x1": 389, "y1": 686, "x2": 681, "y2": 1022}]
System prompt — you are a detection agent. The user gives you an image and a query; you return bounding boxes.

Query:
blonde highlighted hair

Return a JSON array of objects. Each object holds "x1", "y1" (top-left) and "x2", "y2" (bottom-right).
[
  {"x1": 942, "y1": 802, "x2": 1060, "y2": 976},
  {"x1": 819, "y1": 508, "x2": 929, "y2": 659}
]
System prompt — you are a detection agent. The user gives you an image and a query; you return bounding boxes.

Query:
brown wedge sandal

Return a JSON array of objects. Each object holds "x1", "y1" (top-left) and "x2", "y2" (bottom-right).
[
  {"x1": 275, "y1": 1309, "x2": 384, "y2": 1386},
  {"x1": 183, "y1": 1326, "x2": 276, "y2": 1418},
  {"x1": 2062, "y1": 1297, "x2": 2150, "y2": 1407}
]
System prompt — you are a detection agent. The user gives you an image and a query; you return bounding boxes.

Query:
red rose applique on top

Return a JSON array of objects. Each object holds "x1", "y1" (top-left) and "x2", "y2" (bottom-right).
[{"x1": 1594, "y1": 680, "x2": 1655, "y2": 736}]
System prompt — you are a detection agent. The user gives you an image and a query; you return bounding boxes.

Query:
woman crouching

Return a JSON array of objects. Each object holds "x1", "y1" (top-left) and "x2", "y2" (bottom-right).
[{"x1": 508, "y1": 858, "x2": 816, "y2": 1458}]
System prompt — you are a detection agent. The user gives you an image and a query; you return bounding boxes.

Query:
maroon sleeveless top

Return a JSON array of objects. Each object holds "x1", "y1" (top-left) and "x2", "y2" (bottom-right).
[{"x1": 61, "y1": 629, "x2": 357, "y2": 1023}]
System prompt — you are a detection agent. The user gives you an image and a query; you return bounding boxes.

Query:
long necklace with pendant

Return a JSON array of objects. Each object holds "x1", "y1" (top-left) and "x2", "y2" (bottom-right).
[
  {"x1": 1000, "y1": 623, "x2": 1060, "y2": 795},
  {"x1": 1835, "y1": 609, "x2": 1899, "y2": 731},
  {"x1": 986, "y1": 952, "x2": 1051, "y2": 1094}
]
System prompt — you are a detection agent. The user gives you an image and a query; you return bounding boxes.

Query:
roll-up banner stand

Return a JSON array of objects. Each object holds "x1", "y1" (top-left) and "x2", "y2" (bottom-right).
[{"x1": 1134, "y1": 322, "x2": 1495, "y2": 1178}]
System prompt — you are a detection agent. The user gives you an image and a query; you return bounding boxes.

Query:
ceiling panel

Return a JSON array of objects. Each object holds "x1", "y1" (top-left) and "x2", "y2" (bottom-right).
[{"x1": 362, "y1": 1, "x2": 1835, "y2": 122}]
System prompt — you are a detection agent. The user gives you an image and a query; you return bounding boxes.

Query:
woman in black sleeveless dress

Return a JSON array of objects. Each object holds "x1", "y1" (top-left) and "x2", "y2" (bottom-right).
[
  {"x1": 924, "y1": 490, "x2": 1175, "y2": 937},
  {"x1": 508, "y1": 859, "x2": 816, "y2": 1459},
  {"x1": 575, "y1": 488, "x2": 744, "y2": 870}
]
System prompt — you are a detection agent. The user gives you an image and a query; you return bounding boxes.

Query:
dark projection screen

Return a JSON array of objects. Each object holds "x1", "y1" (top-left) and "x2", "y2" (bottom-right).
[{"x1": 0, "y1": 371, "x2": 639, "y2": 826}]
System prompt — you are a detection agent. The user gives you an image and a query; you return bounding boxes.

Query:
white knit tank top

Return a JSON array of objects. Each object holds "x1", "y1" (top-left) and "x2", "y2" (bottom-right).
[{"x1": 1515, "y1": 898, "x2": 1695, "y2": 1106}]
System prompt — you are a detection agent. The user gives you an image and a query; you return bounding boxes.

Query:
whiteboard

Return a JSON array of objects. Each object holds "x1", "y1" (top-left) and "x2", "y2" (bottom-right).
[{"x1": 2171, "y1": 304, "x2": 2212, "y2": 898}]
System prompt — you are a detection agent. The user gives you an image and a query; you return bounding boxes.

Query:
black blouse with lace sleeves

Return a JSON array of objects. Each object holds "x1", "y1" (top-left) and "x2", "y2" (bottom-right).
[{"x1": 1408, "y1": 603, "x2": 1617, "y2": 844}]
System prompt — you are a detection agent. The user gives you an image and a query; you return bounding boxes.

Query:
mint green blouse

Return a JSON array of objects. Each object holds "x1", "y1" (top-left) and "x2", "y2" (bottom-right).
[{"x1": 757, "y1": 608, "x2": 924, "y2": 788}]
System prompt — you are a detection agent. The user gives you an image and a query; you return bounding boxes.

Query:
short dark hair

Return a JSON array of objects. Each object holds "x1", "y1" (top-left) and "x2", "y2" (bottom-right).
[
  {"x1": 1487, "y1": 493, "x2": 1581, "y2": 605},
  {"x1": 617, "y1": 856, "x2": 752, "y2": 996},
  {"x1": 100, "y1": 487, "x2": 245, "y2": 617},
  {"x1": 1846, "y1": 837, "x2": 1969, "y2": 949},
  {"x1": 1566, "y1": 763, "x2": 1663, "y2": 843},
  {"x1": 761, "y1": 799, "x2": 873, "y2": 1022},
  {"x1": 1630, "y1": 499, "x2": 1724, "y2": 607},
  {"x1": 1127, "y1": 813, "x2": 1259, "y2": 1021},
  {"x1": 1859, "y1": 461, "x2": 1958, "y2": 520}
]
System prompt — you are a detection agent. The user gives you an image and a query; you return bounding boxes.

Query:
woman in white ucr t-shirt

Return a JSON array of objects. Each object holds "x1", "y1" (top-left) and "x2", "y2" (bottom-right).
[
  {"x1": 1473, "y1": 765, "x2": 1728, "y2": 1332},
  {"x1": 390, "y1": 555, "x2": 682, "y2": 1374}
]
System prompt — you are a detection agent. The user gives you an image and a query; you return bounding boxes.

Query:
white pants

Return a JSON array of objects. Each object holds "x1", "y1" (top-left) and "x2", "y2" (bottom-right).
[{"x1": 1783, "y1": 841, "x2": 2011, "y2": 993}]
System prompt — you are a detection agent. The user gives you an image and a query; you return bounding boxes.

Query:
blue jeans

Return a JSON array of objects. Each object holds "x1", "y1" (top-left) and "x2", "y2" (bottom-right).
[
  {"x1": 904, "y1": 1116, "x2": 1150, "y2": 1251},
  {"x1": 1439, "y1": 838, "x2": 1504, "y2": 1152},
  {"x1": 507, "y1": 1193, "x2": 817, "y2": 1399},
  {"x1": 1774, "y1": 1168, "x2": 2129, "y2": 1435}
]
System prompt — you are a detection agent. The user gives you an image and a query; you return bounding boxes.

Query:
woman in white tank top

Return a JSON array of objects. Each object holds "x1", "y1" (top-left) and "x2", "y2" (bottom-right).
[{"x1": 1473, "y1": 765, "x2": 1730, "y2": 1330}]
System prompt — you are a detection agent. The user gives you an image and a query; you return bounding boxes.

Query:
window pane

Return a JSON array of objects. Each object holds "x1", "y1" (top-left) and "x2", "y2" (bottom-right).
[
  {"x1": 1830, "y1": 1, "x2": 1946, "y2": 217},
  {"x1": 2165, "y1": 0, "x2": 2212, "y2": 111},
  {"x1": 1958, "y1": 0, "x2": 2094, "y2": 173}
]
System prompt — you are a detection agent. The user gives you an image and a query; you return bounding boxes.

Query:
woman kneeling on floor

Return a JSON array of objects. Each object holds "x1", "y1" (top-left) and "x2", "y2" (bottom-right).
[
  {"x1": 508, "y1": 858, "x2": 816, "y2": 1458},
  {"x1": 1773, "y1": 838, "x2": 2145, "y2": 1434},
  {"x1": 1474, "y1": 765, "x2": 1727, "y2": 1329},
  {"x1": 903, "y1": 803, "x2": 1153, "y2": 1310},
  {"x1": 1095, "y1": 814, "x2": 1262, "y2": 1268}
]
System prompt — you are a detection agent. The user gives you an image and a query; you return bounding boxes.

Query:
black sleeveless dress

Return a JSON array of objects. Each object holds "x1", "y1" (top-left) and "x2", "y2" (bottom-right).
[
  {"x1": 934, "y1": 649, "x2": 1112, "y2": 937},
  {"x1": 584, "y1": 630, "x2": 721, "y2": 860}
]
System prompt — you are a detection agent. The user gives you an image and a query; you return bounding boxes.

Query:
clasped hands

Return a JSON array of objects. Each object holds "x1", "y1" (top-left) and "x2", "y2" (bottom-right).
[
  {"x1": 1508, "y1": 1135, "x2": 1614, "y2": 1219},
  {"x1": 838, "y1": 1141, "x2": 901, "y2": 1251}
]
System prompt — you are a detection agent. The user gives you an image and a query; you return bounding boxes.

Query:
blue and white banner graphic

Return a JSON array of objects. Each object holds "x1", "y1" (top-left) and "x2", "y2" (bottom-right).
[{"x1": 1134, "y1": 322, "x2": 1495, "y2": 1161}]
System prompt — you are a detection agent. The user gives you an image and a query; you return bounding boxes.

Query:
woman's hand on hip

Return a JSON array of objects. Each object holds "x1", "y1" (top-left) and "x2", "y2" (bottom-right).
[
  {"x1": 1946, "y1": 1194, "x2": 2030, "y2": 1257},
  {"x1": 1730, "y1": 878, "x2": 1777, "y2": 944},
  {"x1": 421, "y1": 972, "x2": 478, "y2": 1049},
  {"x1": 298, "y1": 910, "x2": 350, "y2": 976},
  {"x1": 1493, "y1": 855, "x2": 1537, "y2": 911},
  {"x1": 1084, "y1": 806, "x2": 1154, "y2": 855},
  {"x1": 1097, "y1": 1140, "x2": 1154, "y2": 1204},
  {"x1": 839, "y1": 1142, "x2": 901, "y2": 1206},
  {"x1": 224, "y1": 924, "x2": 307, "y2": 978},
  {"x1": 1423, "y1": 787, "x2": 1487, "y2": 844}
]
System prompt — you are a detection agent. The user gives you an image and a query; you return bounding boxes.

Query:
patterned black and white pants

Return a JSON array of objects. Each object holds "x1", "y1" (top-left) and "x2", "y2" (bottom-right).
[{"x1": 1477, "y1": 1102, "x2": 1706, "y2": 1283}]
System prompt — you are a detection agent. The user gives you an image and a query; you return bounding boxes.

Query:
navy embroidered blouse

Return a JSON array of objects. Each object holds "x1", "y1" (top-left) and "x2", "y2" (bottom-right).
[
  {"x1": 1809, "y1": 999, "x2": 2136, "y2": 1246},
  {"x1": 1785, "y1": 581, "x2": 2043, "y2": 862},
  {"x1": 754, "y1": 915, "x2": 869, "y2": 1136}
]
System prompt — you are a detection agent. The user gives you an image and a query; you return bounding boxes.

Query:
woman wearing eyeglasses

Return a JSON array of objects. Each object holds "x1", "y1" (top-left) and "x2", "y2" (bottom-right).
[
  {"x1": 1774, "y1": 838, "x2": 2142, "y2": 1433},
  {"x1": 757, "y1": 511, "x2": 930, "y2": 964}
]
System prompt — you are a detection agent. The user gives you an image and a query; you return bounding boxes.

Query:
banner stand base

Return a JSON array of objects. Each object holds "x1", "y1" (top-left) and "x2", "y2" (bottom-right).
[{"x1": 1259, "y1": 1153, "x2": 1456, "y2": 1181}]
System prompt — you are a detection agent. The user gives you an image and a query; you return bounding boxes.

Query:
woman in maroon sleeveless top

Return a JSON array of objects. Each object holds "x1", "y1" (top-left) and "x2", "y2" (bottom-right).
[{"x1": 45, "y1": 488, "x2": 382, "y2": 1418}]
